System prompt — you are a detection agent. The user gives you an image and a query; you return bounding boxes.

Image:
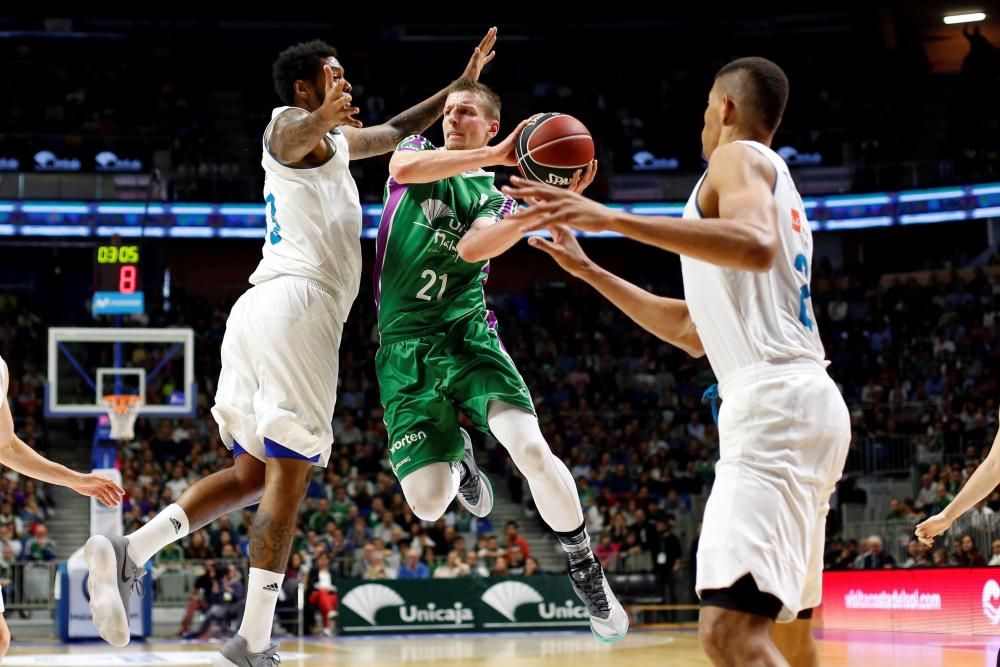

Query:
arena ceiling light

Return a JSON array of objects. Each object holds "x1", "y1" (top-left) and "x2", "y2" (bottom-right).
[{"x1": 943, "y1": 12, "x2": 987, "y2": 24}]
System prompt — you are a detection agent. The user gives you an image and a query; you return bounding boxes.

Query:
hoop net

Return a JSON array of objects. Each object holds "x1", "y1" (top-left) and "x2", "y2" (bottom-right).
[{"x1": 102, "y1": 395, "x2": 143, "y2": 441}]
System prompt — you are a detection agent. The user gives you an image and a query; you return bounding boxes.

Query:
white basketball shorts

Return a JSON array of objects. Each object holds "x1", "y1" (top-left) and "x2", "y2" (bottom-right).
[
  {"x1": 696, "y1": 359, "x2": 851, "y2": 622},
  {"x1": 212, "y1": 276, "x2": 345, "y2": 467}
]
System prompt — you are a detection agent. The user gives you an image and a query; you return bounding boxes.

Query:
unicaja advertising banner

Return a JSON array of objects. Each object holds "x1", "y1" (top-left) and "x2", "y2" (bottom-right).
[
  {"x1": 820, "y1": 568, "x2": 1000, "y2": 635},
  {"x1": 336, "y1": 576, "x2": 590, "y2": 634},
  {"x1": 478, "y1": 578, "x2": 591, "y2": 629},
  {"x1": 338, "y1": 579, "x2": 477, "y2": 633}
]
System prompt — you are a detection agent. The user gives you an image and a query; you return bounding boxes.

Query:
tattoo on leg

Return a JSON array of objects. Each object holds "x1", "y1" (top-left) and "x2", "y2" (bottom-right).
[{"x1": 249, "y1": 510, "x2": 296, "y2": 572}]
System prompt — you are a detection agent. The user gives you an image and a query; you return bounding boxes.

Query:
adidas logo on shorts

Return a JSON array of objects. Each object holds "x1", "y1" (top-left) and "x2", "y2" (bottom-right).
[
  {"x1": 263, "y1": 582, "x2": 280, "y2": 593},
  {"x1": 170, "y1": 518, "x2": 182, "y2": 534}
]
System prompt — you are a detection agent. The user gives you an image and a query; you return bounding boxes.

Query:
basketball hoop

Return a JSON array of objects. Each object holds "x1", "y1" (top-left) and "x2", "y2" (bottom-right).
[{"x1": 101, "y1": 394, "x2": 143, "y2": 441}]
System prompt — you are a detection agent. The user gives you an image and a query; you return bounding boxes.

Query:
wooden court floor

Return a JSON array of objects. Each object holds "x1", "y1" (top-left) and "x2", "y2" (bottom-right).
[{"x1": 3, "y1": 629, "x2": 999, "y2": 666}]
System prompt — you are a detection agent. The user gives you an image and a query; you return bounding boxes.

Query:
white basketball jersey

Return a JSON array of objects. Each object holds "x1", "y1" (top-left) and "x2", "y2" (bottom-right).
[
  {"x1": 250, "y1": 106, "x2": 363, "y2": 320},
  {"x1": 680, "y1": 140, "x2": 826, "y2": 388}
]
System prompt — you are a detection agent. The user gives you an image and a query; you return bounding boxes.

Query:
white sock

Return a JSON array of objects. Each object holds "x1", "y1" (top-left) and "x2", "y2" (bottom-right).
[
  {"x1": 126, "y1": 503, "x2": 190, "y2": 566},
  {"x1": 239, "y1": 568, "x2": 284, "y2": 652}
]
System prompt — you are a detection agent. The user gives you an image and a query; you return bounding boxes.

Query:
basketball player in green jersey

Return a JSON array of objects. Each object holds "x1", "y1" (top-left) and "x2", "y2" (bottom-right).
[{"x1": 373, "y1": 78, "x2": 628, "y2": 642}]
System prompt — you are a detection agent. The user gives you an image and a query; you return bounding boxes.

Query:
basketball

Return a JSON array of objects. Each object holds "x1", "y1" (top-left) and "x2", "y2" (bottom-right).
[{"x1": 515, "y1": 113, "x2": 594, "y2": 188}]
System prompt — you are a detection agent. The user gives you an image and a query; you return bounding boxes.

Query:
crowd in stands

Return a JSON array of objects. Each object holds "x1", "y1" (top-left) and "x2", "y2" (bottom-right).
[
  {"x1": 0, "y1": 240, "x2": 996, "y2": 632},
  {"x1": 4, "y1": 16, "x2": 998, "y2": 202},
  {"x1": 92, "y1": 258, "x2": 1000, "y2": 577}
]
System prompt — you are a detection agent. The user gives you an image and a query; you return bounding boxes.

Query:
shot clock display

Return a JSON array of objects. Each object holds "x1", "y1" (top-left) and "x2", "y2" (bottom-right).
[{"x1": 93, "y1": 243, "x2": 145, "y2": 315}]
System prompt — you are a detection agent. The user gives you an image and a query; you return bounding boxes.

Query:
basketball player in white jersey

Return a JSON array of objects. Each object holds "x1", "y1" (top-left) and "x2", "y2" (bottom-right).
[
  {"x1": 84, "y1": 29, "x2": 499, "y2": 666},
  {"x1": 505, "y1": 57, "x2": 850, "y2": 667},
  {"x1": 0, "y1": 354, "x2": 123, "y2": 660}
]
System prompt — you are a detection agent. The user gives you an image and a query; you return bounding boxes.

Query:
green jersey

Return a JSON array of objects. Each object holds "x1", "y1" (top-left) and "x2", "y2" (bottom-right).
[{"x1": 374, "y1": 135, "x2": 517, "y2": 341}]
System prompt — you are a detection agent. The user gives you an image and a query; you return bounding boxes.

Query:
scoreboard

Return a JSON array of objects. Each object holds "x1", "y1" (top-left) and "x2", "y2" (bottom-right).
[{"x1": 93, "y1": 243, "x2": 144, "y2": 315}]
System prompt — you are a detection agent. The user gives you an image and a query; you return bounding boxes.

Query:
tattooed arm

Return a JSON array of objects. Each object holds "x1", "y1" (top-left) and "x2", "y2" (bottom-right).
[
  {"x1": 342, "y1": 26, "x2": 497, "y2": 161},
  {"x1": 341, "y1": 92, "x2": 451, "y2": 161},
  {"x1": 268, "y1": 72, "x2": 361, "y2": 166},
  {"x1": 267, "y1": 108, "x2": 332, "y2": 165}
]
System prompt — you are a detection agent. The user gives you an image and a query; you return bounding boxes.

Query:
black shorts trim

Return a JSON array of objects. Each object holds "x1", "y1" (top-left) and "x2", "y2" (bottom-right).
[{"x1": 700, "y1": 573, "x2": 783, "y2": 620}]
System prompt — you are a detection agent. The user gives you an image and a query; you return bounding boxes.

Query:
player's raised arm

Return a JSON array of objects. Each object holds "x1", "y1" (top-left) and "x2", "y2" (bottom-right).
[
  {"x1": 456, "y1": 162, "x2": 596, "y2": 263},
  {"x1": 0, "y1": 399, "x2": 123, "y2": 507},
  {"x1": 528, "y1": 226, "x2": 704, "y2": 357},
  {"x1": 916, "y1": 410, "x2": 1000, "y2": 546},
  {"x1": 343, "y1": 27, "x2": 497, "y2": 160},
  {"x1": 504, "y1": 142, "x2": 779, "y2": 272}
]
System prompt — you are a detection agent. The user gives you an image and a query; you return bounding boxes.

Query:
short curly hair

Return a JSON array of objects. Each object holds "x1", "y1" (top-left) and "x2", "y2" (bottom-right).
[{"x1": 272, "y1": 39, "x2": 339, "y2": 106}]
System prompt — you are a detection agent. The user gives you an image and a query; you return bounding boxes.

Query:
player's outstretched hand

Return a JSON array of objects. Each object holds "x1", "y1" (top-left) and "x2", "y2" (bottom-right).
[
  {"x1": 491, "y1": 116, "x2": 537, "y2": 167},
  {"x1": 527, "y1": 225, "x2": 593, "y2": 278},
  {"x1": 503, "y1": 175, "x2": 614, "y2": 233},
  {"x1": 72, "y1": 473, "x2": 125, "y2": 507},
  {"x1": 914, "y1": 513, "x2": 951, "y2": 547},
  {"x1": 318, "y1": 66, "x2": 363, "y2": 131},
  {"x1": 461, "y1": 27, "x2": 497, "y2": 82}
]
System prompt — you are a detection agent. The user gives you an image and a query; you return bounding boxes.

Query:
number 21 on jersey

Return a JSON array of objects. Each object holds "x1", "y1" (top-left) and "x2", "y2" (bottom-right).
[{"x1": 416, "y1": 269, "x2": 448, "y2": 301}]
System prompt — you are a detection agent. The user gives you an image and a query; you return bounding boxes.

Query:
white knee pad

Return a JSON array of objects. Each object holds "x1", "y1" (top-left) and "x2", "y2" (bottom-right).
[{"x1": 400, "y1": 462, "x2": 460, "y2": 522}]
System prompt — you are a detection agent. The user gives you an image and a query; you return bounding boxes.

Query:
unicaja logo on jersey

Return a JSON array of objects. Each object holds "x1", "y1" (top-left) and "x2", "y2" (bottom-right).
[
  {"x1": 983, "y1": 579, "x2": 1000, "y2": 624},
  {"x1": 420, "y1": 199, "x2": 454, "y2": 225},
  {"x1": 342, "y1": 584, "x2": 405, "y2": 625},
  {"x1": 390, "y1": 431, "x2": 426, "y2": 453}
]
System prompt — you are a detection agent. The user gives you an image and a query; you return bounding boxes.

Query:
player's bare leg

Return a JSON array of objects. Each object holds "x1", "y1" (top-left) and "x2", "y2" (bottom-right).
[
  {"x1": 175, "y1": 453, "x2": 266, "y2": 529},
  {"x1": 86, "y1": 453, "x2": 265, "y2": 646},
  {"x1": 700, "y1": 606, "x2": 790, "y2": 667},
  {"x1": 214, "y1": 455, "x2": 312, "y2": 667},
  {"x1": 772, "y1": 615, "x2": 819, "y2": 667}
]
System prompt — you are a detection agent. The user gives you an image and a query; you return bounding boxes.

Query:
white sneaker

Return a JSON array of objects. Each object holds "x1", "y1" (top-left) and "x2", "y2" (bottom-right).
[
  {"x1": 569, "y1": 558, "x2": 629, "y2": 643},
  {"x1": 456, "y1": 428, "x2": 493, "y2": 517},
  {"x1": 84, "y1": 535, "x2": 143, "y2": 648}
]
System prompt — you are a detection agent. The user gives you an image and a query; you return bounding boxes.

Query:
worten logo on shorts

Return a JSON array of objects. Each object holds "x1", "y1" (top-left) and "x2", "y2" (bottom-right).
[
  {"x1": 481, "y1": 581, "x2": 589, "y2": 625},
  {"x1": 342, "y1": 583, "x2": 474, "y2": 628},
  {"x1": 389, "y1": 431, "x2": 426, "y2": 453}
]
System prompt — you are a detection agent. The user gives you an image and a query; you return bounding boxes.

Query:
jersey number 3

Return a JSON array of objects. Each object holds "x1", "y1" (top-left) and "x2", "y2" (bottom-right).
[{"x1": 265, "y1": 192, "x2": 283, "y2": 245}]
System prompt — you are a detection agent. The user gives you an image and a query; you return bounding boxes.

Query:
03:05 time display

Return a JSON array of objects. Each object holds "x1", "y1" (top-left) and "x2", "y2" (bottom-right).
[{"x1": 96, "y1": 245, "x2": 140, "y2": 264}]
